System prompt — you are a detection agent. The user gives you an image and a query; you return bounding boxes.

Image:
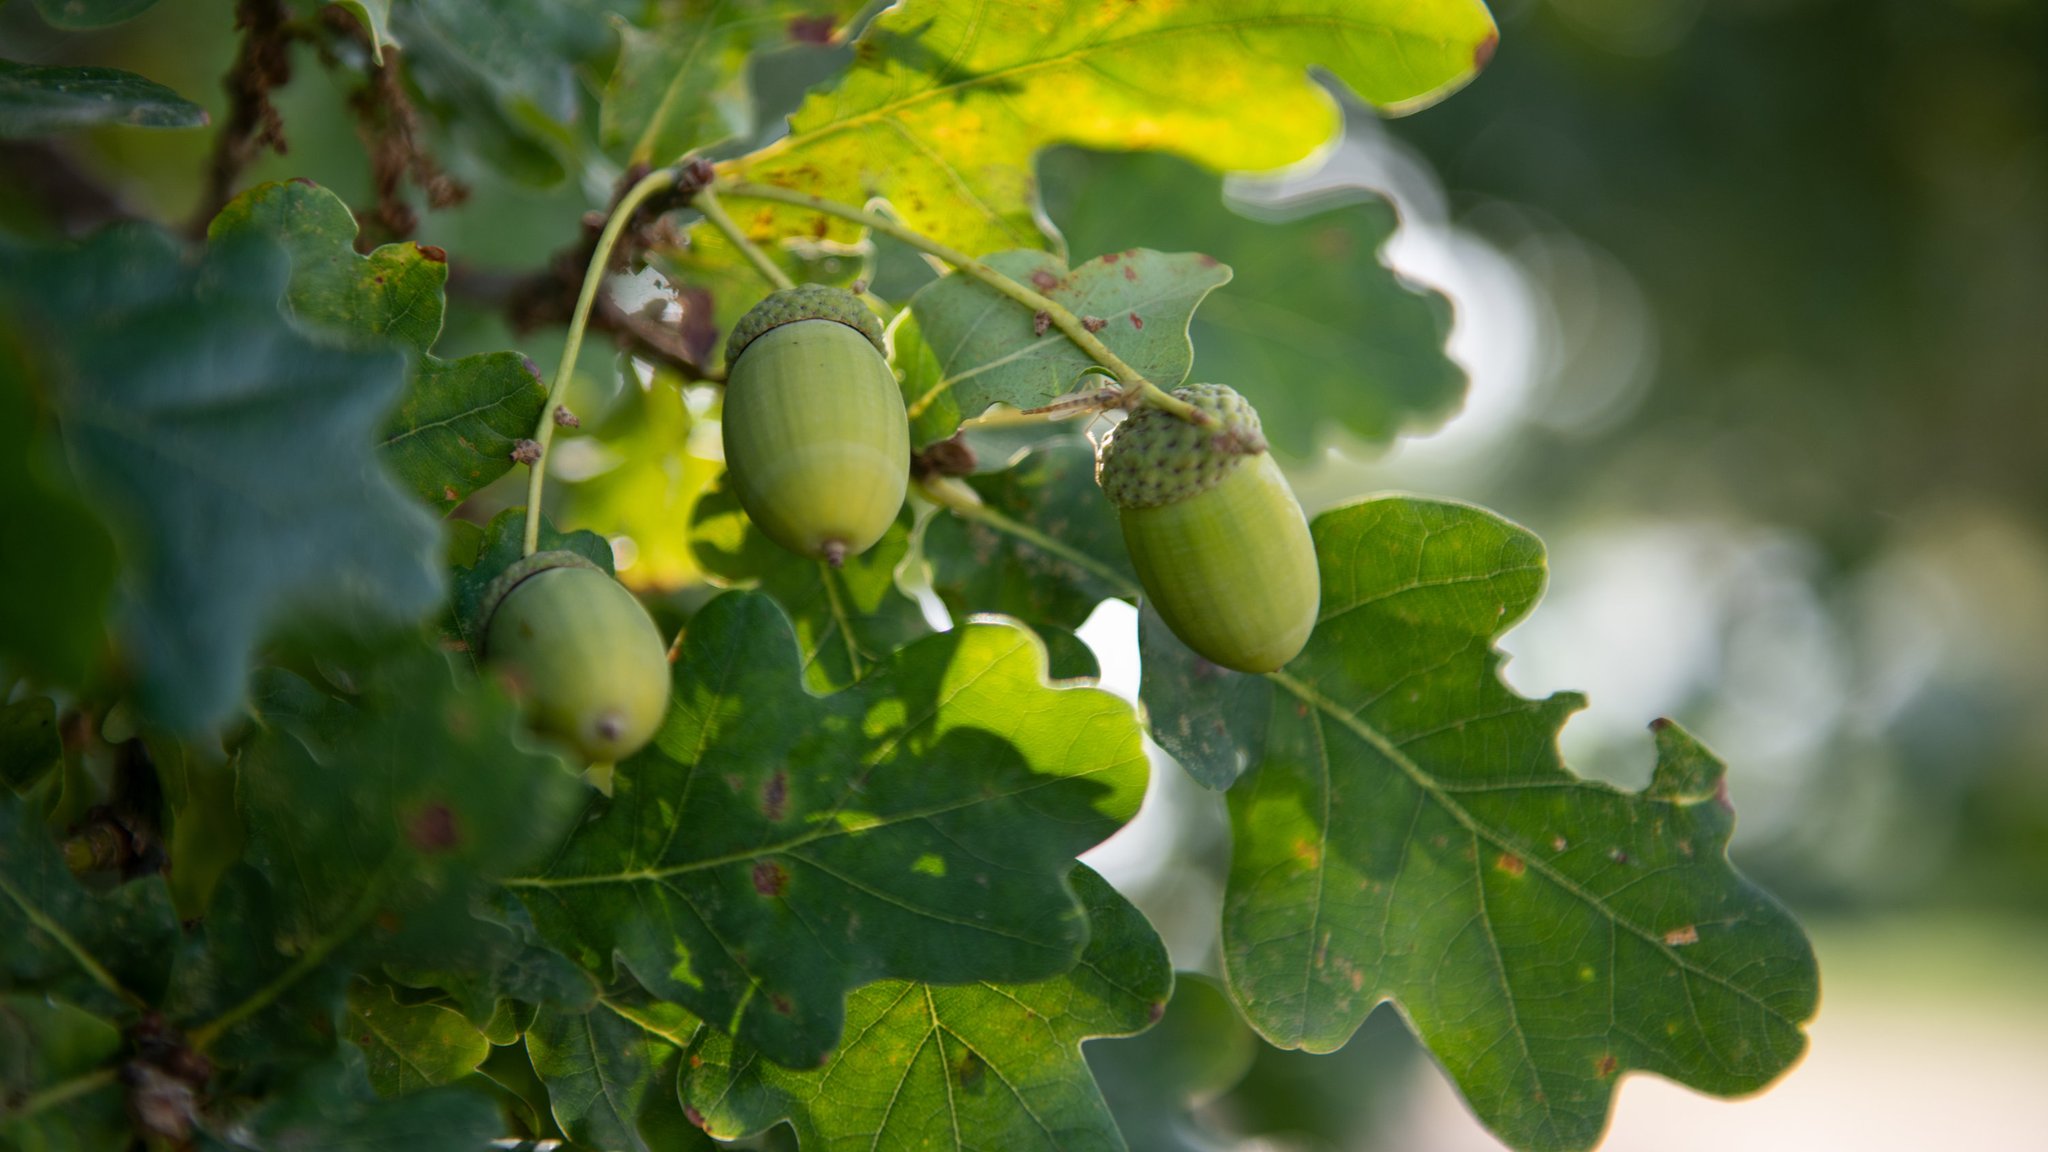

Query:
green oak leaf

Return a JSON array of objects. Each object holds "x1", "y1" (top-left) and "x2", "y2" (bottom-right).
[
  {"x1": 526, "y1": 999, "x2": 716, "y2": 1152},
  {"x1": 905, "y1": 249, "x2": 1231, "y2": 446},
  {"x1": 685, "y1": 865, "x2": 1170, "y2": 1151},
  {"x1": 346, "y1": 981, "x2": 491, "y2": 1096},
  {"x1": 721, "y1": 0, "x2": 1498, "y2": 255},
  {"x1": 602, "y1": 0, "x2": 867, "y2": 166},
  {"x1": 0, "y1": 225, "x2": 443, "y2": 732},
  {"x1": 689, "y1": 477, "x2": 930, "y2": 691},
  {"x1": 1141, "y1": 497, "x2": 1819, "y2": 1152},
  {"x1": 174, "y1": 645, "x2": 582, "y2": 1053},
  {"x1": 209, "y1": 181, "x2": 549, "y2": 514},
  {"x1": 205, "y1": 1047, "x2": 502, "y2": 1152},
  {"x1": 921, "y1": 439, "x2": 1137, "y2": 655},
  {"x1": 1042, "y1": 148, "x2": 1465, "y2": 458},
  {"x1": 559, "y1": 380, "x2": 724, "y2": 593},
  {"x1": 28, "y1": 0, "x2": 163, "y2": 30},
  {"x1": 508, "y1": 591, "x2": 1148, "y2": 1069},
  {"x1": 0, "y1": 791, "x2": 179, "y2": 1017},
  {"x1": 0, "y1": 993, "x2": 128, "y2": 1151},
  {"x1": 335, "y1": 1, "x2": 397, "y2": 58},
  {"x1": 0, "y1": 58, "x2": 206, "y2": 137}
]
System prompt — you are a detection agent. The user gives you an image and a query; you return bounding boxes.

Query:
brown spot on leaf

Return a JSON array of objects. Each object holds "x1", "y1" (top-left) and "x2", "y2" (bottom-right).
[
  {"x1": 787, "y1": 13, "x2": 836, "y2": 42},
  {"x1": 1596, "y1": 1054, "x2": 1619, "y2": 1078},
  {"x1": 771, "y1": 993, "x2": 794, "y2": 1015},
  {"x1": 1552, "y1": 836, "x2": 1568, "y2": 852},
  {"x1": 442, "y1": 485, "x2": 459, "y2": 504},
  {"x1": 753, "y1": 859, "x2": 788, "y2": 897},
  {"x1": 683, "y1": 1105, "x2": 706, "y2": 1128},
  {"x1": 1608, "y1": 847, "x2": 1631, "y2": 865},
  {"x1": 762, "y1": 769, "x2": 789, "y2": 822},
  {"x1": 1148, "y1": 1001, "x2": 1166, "y2": 1022},
  {"x1": 1123, "y1": 264, "x2": 1138, "y2": 281},
  {"x1": 1030, "y1": 269, "x2": 1060, "y2": 291},
  {"x1": 408, "y1": 803, "x2": 459, "y2": 853},
  {"x1": 1495, "y1": 852, "x2": 1524, "y2": 877},
  {"x1": 414, "y1": 243, "x2": 447, "y2": 263},
  {"x1": 1128, "y1": 312, "x2": 1143, "y2": 329},
  {"x1": 1663, "y1": 925, "x2": 1699, "y2": 946},
  {"x1": 1081, "y1": 315, "x2": 1107, "y2": 332}
]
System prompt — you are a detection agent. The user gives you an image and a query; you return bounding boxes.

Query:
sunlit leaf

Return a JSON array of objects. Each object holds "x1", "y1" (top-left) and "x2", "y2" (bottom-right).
[
  {"x1": 209, "y1": 181, "x2": 549, "y2": 514},
  {"x1": 346, "y1": 981, "x2": 491, "y2": 1096},
  {"x1": 1142, "y1": 497, "x2": 1819, "y2": 1152},
  {"x1": 689, "y1": 478, "x2": 929, "y2": 691},
  {"x1": 906, "y1": 249, "x2": 1230, "y2": 445},
  {"x1": 686, "y1": 866, "x2": 1170, "y2": 1151},
  {"x1": 1043, "y1": 148, "x2": 1465, "y2": 458},
  {"x1": 721, "y1": 0, "x2": 1499, "y2": 254},
  {"x1": 561, "y1": 381, "x2": 724, "y2": 593},
  {"x1": 509, "y1": 591, "x2": 1148, "y2": 1068},
  {"x1": 0, "y1": 59, "x2": 205, "y2": 137},
  {"x1": 0, "y1": 225, "x2": 443, "y2": 732}
]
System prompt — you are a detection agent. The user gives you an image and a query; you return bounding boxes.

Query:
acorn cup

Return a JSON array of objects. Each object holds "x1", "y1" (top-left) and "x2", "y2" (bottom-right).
[
  {"x1": 721, "y1": 285, "x2": 910, "y2": 565},
  {"x1": 479, "y1": 551, "x2": 671, "y2": 762},
  {"x1": 1097, "y1": 384, "x2": 1320, "y2": 674}
]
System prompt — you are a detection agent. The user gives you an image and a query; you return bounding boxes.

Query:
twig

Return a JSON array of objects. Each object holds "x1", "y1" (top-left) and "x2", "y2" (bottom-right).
[{"x1": 190, "y1": 0, "x2": 294, "y2": 234}]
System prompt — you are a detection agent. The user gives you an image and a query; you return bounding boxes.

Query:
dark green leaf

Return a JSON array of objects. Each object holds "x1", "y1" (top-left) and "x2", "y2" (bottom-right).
[
  {"x1": 723, "y1": 0, "x2": 1498, "y2": 255},
  {"x1": 209, "y1": 181, "x2": 549, "y2": 514},
  {"x1": 527, "y1": 1000, "x2": 713, "y2": 1152},
  {"x1": 346, "y1": 981, "x2": 491, "y2": 1096},
  {"x1": 922, "y1": 439, "x2": 1137, "y2": 645},
  {"x1": 0, "y1": 697, "x2": 63, "y2": 794},
  {"x1": 509, "y1": 591, "x2": 1148, "y2": 1069},
  {"x1": 209, "y1": 1048, "x2": 501, "y2": 1152},
  {"x1": 0, "y1": 993, "x2": 127, "y2": 1152},
  {"x1": 383, "y1": 891, "x2": 598, "y2": 1029},
  {"x1": 905, "y1": 249, "x2": 1230, "y2": 446},
  {"x1": 0, "y1": 792, "x2": 178, "y2": 1015},
  {"x1": 685, "y1": 866, "x2": 1170, "y2": 1151},
  {"x1": 1043, "y1": 148, "x2": 1466, "y2": 458},
  {"x1": 0, "y1": 58, "x2": 205, "y2": 137},
  {"x1": 1142, "y1": 498, "x2": 1819, "y2": 1152},
  {"x1": 147, "y1": 735, "x2": 243, "y2": 920},
  {"x1": 689, "y1": 478, "x2": 929, "y2": 691},
  {"x1": 0, "y1": 225, "x2": 443, "y2": 732},
  {"x1": 0, "y1": 323, "x2": 116, "y2": 687}
]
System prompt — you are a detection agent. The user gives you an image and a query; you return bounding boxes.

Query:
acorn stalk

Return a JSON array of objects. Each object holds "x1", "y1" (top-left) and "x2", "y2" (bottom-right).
[
  {"x1": 722, "y1": 285, "x2": 910, "y2": 564},
  {"x1": 1098, "y1": 385, "x2": 1319, "y2": 673}
]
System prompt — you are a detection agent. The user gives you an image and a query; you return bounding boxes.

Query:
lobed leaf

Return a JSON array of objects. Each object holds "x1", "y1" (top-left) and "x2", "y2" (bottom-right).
[
  {"x1": 209, "y1": 181, "x2": 550, "y2": 515},
  {"x1": 906, "y1": 249, "x2": 1230, "y2": 446},
  {"x1": 346, "y1": 981, "x2": 491, "y2": 1096},
  {"x1": 526, "y1": 999, "x2": 716, "y2": 1152},
  {"x1": 0, "y1": 58, "x2": 206, "y2": 137},
  {"x1": 685, "y1": 866, "x2": 1171, "y2": 1151},
  {"x1": 1141, "y1": 497, "x2": 1819, "y2": 1152},
  {"x1": 1043, "y1": 148, "x2": 1466, "y2": 458},
  {"x1": 721, "y1": 0, "x2": 1498, "y2": 255},
  {"x1": 508, "y1": 591, "x2": 1148, "y2": 1069},
  {"x1": 0, "y1": 225, "x2": 443, "y2": 732}
]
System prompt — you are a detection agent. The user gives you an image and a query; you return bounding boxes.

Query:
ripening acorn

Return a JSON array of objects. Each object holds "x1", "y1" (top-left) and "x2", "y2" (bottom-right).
[
  {"x1": 481, "y1": 552, "x2": 670, "y2": 762},
  {"x1": 722, "y1": 285, "x2": 910, "y2": 565},
  {"x1": 1097, "y1": 384, "x2": 1319, "y2": 674}
]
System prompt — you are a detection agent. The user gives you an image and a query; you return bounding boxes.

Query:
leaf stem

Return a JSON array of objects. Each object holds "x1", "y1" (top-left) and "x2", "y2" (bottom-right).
[
  {"x1": 522, "y1": 166, "x2": 681, "y2": 557},
  {"x1": 0, "y1": 873, "x2": 146, "y2": 1011},
  {"x1": 694, "y1": 185, "x2": 794, "y2": 292},
  {"x1": 715, "y1": 181, "x2": 1209, "y2": 426},
  {"x1": 4, "y1": 1065, "x2": 118, "y2": 1122}
]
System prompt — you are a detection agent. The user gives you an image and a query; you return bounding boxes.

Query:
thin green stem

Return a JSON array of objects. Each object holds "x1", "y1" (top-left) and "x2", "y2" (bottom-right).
[
  {"x1": 716, "y1": 181, "x2": 1209, "y2": 426},
  {"x1": 956, "y1": 503, "x2": 1138, "y2": 599},
  {"x1": 187, "y1": 882, "x2": 385, "y2": 1051},
  {"x1": 0, "y1": 873, "x2": 145, "y2": 1011},
  {"x1": 4, "y1": 1065, "x2": 118, "y2": 1122},
  {"x1": 522, "y1": 166, "x2": 681, "y2": 557},
  {"x1": 695, "y1": 185, "x2": 794, "y2": 292},
  {"x1": 819, "y1": 563, "x2": 864, "y2": 680}
]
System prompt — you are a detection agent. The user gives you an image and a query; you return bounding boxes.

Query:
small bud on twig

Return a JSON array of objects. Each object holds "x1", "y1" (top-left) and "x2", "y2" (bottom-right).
[
  {"x1": 1033, "y1": 310, "x2": 1051, "y2": 336},
  {"x1": 1081, "y1": 315, "x2": 1107, "y2": 333},
  {"x1": 553, "y1": 405, "x2": 581, "y2": 428},
  {"x1": 511, "y1": 439, "x2": 542, "y2": 465}
]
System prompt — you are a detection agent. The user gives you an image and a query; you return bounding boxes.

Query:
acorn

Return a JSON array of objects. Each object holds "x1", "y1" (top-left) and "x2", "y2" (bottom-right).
[
  {"x1": 1097, "y1": 385, "x2": 1319, "y2": 673},
  {"x1": 722, "y1": 285, "x2": 910, "y2": 565},
  {"x1": 480, "y1": 551, "x2": 671, "y2": 762}
]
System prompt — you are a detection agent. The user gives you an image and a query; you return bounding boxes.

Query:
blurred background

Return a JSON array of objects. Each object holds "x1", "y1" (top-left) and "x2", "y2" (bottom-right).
[{"x1": 5, "y1": 0, "x2": 2045, "y2": 1147}]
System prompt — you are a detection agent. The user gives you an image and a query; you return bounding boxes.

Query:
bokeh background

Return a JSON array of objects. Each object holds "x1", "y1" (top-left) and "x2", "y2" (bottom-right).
[{"x1": 5, "y1": 0, "x2": 2044, "y2": 1147}]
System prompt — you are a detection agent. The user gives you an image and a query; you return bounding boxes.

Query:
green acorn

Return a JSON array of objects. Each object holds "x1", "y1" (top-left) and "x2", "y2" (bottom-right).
[
  {"x1": 722, "y1": 285, "x2": 910, "y2": 565},
  {"x1": 1097, "y1": 384, "x2": 1319, "y2": 673},
  {"x1": 480, "y1": 552, "x2": 670, "y2": 762}
]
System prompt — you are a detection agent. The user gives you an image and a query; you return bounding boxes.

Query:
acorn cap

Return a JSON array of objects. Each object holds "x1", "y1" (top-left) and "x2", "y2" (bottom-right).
[
  {"x1": 475, "y1": 549, "x2": 603, "y2": 653},
  {"x1": 1096, "y1": 384, "x2": 1270, "y2": 509},
  {"x1": 725, "y1": 284, "x2": 886, "y2": 369}
]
